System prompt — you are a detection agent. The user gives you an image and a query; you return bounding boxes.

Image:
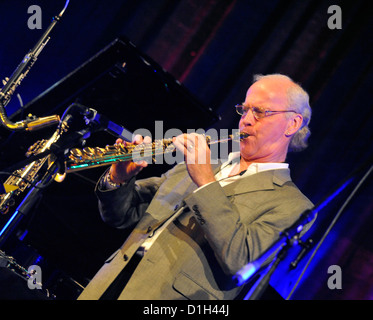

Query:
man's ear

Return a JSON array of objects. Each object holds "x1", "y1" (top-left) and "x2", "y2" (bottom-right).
[{"x1": 285, "y1": 113, "x2": 303, "y2": 136}]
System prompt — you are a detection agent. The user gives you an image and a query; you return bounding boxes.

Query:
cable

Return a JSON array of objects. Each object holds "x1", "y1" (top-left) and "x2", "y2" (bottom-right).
[{"x1": 58, "y1": 0, "x2": 70, "y2": 17}]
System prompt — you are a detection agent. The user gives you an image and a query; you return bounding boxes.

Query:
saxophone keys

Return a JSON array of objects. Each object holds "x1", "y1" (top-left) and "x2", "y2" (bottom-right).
[
  {"x1": 113, "y1": 143, "x2": 129, "y2": 153},
  {"x1": 69, "y1": 148, "x2": 84, "y2": 161},
  {"x1": 82, "y1": 147, "x2": 105, "y2": 157},
  {"x1": 106, "y1": 144, "x2": 126, "y2": 154},
  {"x1": 82, "y1": 147, "x2": 95, "y2": 156}
]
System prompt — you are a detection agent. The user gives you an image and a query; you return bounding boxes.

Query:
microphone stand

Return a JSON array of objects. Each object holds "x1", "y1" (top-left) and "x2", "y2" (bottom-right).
[
  {"x1": 234, "y1": 157, "x2": 373, "y2": 300},
  {"x1": 0, "y1": 159, "x2": 60, "y2": 246},
  {"x1": 243, "y1": 243, "x2": 289, "y2": 300}
]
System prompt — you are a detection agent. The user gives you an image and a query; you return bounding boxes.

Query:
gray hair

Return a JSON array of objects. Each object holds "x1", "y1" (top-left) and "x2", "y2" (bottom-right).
[{"x1": 253, "y1": 74, "x2": 312, "y2": 152}]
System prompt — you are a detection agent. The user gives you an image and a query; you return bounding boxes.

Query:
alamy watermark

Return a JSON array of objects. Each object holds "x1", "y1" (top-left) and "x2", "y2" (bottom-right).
[
  {"x1": 27, "y1": 4, "x2": 343, "y2": 31},
  {"x1": 327, "y1": 5, "x2": 342, "y2": 30},
  {"x1": 27, "y1": 264, "x2": 42, "y2": 290},
  {"x1": 327, "y1": 264, "x2": 342, "y2": 290},
  {"x1": 130, "y1": 121, "x2": 241, "y2": 165},
  {"x1": 27, "y1": 5, "x2": 42, "y2": 30}
]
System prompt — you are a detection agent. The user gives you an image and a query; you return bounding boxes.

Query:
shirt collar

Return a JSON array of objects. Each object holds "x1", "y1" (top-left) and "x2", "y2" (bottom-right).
[{"x1": 219, "y1": 151, "x2": 289, "y2": 179}]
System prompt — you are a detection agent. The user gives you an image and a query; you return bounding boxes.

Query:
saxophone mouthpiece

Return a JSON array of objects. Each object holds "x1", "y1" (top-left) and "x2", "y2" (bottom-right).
[{"x1": 239, "y1": 132, "x2": 250, "y2": 140}]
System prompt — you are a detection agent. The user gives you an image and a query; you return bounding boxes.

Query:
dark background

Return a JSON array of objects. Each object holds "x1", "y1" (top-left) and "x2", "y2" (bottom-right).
[{"x1": 0, "y1": 0, "x2": 372, "y2": 300}]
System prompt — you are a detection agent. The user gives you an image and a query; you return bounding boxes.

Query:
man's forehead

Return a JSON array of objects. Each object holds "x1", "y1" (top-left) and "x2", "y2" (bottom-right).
[{"x1": 246, "y1": 78, "x2": 291, "y2": 104}]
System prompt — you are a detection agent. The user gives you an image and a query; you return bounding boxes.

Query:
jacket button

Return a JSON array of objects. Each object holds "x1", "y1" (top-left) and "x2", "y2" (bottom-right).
[
  {"x1": 174, "y1": 204, "x2": 179, "y2": 211},
  {"x1": 192, "y1": 204, "x2": 199, "y2": 212},
  {"x1": 147, "y1": 226, "x2": 152, "y2": 233},
  {"x1": 123, "y1": 254, "x2": 129, "y2": 261}
]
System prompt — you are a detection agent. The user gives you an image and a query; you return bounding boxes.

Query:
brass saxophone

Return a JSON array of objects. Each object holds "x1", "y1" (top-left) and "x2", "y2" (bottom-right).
[
  {"x1": 0, "y1": 127, "x2": 66, "y2": 214},
  {"x1": 64, "y1": 132, "x2": 249, "y2": 173},
  {"x1": 0, "y1": 1, "x2": 69, "y2": 131}
]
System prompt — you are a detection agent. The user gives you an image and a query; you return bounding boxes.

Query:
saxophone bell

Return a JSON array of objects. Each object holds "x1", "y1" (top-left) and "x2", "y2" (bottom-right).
[{"x1": 54, "y1": 171, "x2": 66, "y2": 183}]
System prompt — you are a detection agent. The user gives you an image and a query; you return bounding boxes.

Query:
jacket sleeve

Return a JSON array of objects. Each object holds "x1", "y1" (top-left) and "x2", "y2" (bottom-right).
[{"x1": 95, "y1": 171, "x2": 167, "y2": 229}]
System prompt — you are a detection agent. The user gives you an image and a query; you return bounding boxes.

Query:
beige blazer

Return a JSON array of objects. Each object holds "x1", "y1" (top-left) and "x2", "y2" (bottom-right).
[{"x1": 78, "y1": 163, "x2": 314, "y2": 300}]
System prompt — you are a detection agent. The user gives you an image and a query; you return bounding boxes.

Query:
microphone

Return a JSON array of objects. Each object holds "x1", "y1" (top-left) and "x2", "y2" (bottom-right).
[
  {"x1": 233, "y1": 260, "x2": 262, "y2": 286},
  {"x1": 83, "y1": 107, "x2": 133, "y2": 141}
]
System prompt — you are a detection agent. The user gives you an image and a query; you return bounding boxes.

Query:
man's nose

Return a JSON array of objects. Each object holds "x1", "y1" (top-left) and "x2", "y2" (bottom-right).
[{"x1": 240, "y1": 108, "x2": 256, "y2": 126}]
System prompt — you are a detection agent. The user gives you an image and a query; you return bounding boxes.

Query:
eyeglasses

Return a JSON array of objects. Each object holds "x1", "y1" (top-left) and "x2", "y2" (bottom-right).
[{"x1": 235, "y1": 104, "x2": 297, "y2": 120}]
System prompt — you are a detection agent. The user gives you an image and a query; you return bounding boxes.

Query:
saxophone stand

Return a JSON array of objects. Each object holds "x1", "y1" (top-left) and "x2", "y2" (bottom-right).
[
  {"x1": 0, "y1": 116, "x2": 92, "y2": 247},
  {"x1": 0, "y1": 161, "x2": 59, "y2": 247},
  {"x1": 0, "y1": 0, "x2": 71, "y2": 244},
  {"x1": 0, "y1": 103, "x2": 134, "y2": 247},
  {"x1": 0, "y1": 127, "x2": 87, "y2": 247},
  {"x1": 234, "y1": 158, "x2": 373, "y2": 300}
]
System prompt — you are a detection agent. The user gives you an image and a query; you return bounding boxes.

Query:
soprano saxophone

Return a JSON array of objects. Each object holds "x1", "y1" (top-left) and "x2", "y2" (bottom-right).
[{"x1": 64, "y1": 132, "x2": 249, "y2": 173}]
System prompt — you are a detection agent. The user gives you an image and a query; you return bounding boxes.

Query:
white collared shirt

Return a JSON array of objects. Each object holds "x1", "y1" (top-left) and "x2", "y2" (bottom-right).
[{"x1": 211, "y1": 151, "x2": 289, "y2": 187}]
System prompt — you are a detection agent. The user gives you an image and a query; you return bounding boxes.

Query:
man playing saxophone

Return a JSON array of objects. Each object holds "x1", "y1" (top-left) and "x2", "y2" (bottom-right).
[{"x1": 78, "y1": 73, "x2": 314, "y2": 300}]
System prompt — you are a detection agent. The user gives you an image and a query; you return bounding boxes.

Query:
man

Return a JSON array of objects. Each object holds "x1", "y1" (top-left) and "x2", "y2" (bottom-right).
[{"x1": 78, "y1": 73, "x2": 314, "y2": 300}]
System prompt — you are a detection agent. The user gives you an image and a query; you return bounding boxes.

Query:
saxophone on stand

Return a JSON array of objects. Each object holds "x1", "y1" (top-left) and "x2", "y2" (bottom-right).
[
  {"x1": 0, "y1": 1, "x2": 69, "y2": 131},
  {"x1": 0, "y1": 128, "x2": 65, "y2": 214},
  {"x1": 0, "y1": 1, "x2": 70, "y2": 214}
]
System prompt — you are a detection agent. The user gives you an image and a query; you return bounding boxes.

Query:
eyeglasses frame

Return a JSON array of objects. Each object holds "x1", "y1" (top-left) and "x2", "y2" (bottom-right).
[{"x1": 235, "y1": 104, "x2": 298, "y2": 120}]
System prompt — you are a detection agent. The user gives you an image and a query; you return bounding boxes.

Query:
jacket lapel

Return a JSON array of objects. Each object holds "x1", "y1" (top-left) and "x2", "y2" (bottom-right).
[{"x1": 141, "y1": 162, "x2": 223, "y2": 231}]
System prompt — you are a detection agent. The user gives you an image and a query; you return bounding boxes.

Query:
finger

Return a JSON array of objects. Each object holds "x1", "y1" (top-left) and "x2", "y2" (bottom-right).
[
  {"x1": 115, "y1": 138, "x2": 133, "y2": 150},
  {"x1": 173, "y1": 134, "x2": 188, "y2": 153},
  {"x1": 185, "y1": 133, "x2": 200, "y2": 152},
  {"x1": 143, "y1": 135, "x2": 152, "y2": 144},
  {"x1": 136, "y1": 160, "x2": 148, "y2": 168},
  {"x1": 133, "y1": 134, "x2": 143, "y2": 145}
]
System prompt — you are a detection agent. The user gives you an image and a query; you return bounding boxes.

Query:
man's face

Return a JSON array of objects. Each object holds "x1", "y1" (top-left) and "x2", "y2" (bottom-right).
[{"x1": 238, "y1": 78, "x2": 295, "y2": 163}]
